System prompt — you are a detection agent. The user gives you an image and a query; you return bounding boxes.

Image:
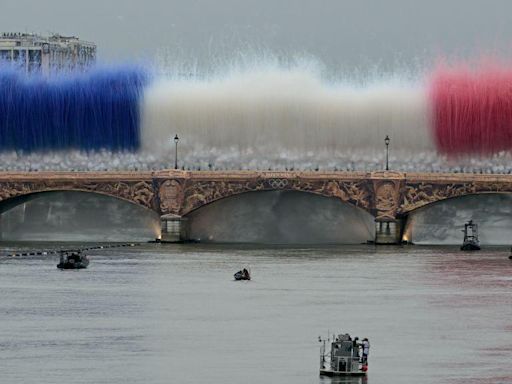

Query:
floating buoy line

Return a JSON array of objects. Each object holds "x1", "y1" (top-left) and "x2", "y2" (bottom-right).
[{"x1": 7, "y1": 243, "x2": 140, "y2": 258}]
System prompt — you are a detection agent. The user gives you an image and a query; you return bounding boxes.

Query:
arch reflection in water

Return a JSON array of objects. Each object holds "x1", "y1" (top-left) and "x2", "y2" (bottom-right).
[
  {"x1": 0, "y1": 191, "x2": 160, "y2": 242},
  {"x1": 403, "y1": 193, "x2": 512, "y2": 245},
  {"x1": 185, "y1": 190, "x2": 375, "y2": 244}
]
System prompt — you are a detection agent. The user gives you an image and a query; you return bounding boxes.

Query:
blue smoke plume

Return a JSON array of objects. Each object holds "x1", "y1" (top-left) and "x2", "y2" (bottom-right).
[{"x1": 0, "y1": 65, "x2": 148, "y2": 152}]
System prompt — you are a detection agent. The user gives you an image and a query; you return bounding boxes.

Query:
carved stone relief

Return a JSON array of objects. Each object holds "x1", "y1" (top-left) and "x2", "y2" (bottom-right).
[
  {"x1": 2, "y1": 172, "x2": 512, "y2": 221},
  {"x1": 0, "y1": 180, "x2": 155, "y2": 210},
  {"x1": 158, "y1": 179, "x2": 183, "y2": 214},
  {"x1": 401, "y1": 181, "x2": 512, "y2": 213},
  {"x1": 375, "y1": 181, "x2": 399, "y2": 219},
  {"x1": 180, "y1": 178, "x2": 373, "y2": 215}
]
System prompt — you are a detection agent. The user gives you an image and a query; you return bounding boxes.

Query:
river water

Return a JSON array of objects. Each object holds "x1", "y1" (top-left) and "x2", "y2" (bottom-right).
[{"x1": 0, "y1": 243, "x2": 511, "y2": 384}]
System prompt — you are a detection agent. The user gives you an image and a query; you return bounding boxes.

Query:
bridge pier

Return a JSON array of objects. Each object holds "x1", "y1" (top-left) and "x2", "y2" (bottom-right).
[
  {"x1": 159, "y1": 214, "x2": 188, "y2": 243},
  {"x1": 374, "y1": 219, "x2": 403, "y2": 245}
]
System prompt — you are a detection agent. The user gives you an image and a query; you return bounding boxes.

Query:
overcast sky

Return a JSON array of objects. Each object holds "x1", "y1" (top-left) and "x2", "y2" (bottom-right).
[{"x1": 2, "y1": 0, "x2": 512, "y2": 71}]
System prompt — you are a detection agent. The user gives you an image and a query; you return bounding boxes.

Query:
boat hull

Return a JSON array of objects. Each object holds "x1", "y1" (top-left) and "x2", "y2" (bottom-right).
[
  {"x1": 57, "y1": 261, "x2": 89, "y2": 269},
  {"x1": 319, "y1": 369, "x2": 367, "y2": 377},
  {"x1": 234, "y1": 271, "x2": 250, "y2": 280},
  {"x1": 461, "y1": 242, "x2": 480, "y2": 251}
]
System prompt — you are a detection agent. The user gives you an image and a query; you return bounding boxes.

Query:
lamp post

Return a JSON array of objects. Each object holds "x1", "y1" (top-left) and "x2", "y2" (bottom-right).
[
  {"x1": 173, "y1": 134, "x2": 179, "y2": 169},
  {"x1": 384, "y1": 135, "x2": 390, "y2": 171}
]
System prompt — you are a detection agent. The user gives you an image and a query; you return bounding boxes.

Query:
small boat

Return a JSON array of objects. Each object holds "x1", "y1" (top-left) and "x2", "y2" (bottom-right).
[
  {"x1": 234, "y1": 268, "x2": 250, "y2": 281},
  {"x1": 319, "y1": 333, "x2": 369, "y2": 377},
  {"x1": 57, "y1": 250, "x2": 89, "y2": 269},
  {"x1": 461, "y1": 220, "x2": 481, "y2": 251}
]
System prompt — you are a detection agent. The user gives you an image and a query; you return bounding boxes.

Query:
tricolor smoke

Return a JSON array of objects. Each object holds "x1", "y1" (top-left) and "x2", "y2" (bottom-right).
[{"x1": 1, "y1": 61, "x2": 512, "y2": 168}]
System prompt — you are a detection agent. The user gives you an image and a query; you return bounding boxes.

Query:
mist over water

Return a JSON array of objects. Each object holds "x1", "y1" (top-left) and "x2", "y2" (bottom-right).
[
  {"x1": 186, "y1": 190, "x2": 375, "y2": 244},
  {"x1": 404, "y1": 193, "x2": 512, "y2": 245},
  {"x1": 0, "y1": 191, "x2": 160, "y2": 242}
]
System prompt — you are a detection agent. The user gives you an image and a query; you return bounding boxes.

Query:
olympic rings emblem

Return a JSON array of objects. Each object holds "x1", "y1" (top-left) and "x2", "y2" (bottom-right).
[{"x1": 268, "y1": 178, "x2": 289, "y2": 189}]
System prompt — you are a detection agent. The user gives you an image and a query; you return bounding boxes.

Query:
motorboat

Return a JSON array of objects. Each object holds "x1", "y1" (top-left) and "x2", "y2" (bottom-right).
[
  {"x1": 57, "y1": 250, "x2": 89, "y2": 269},
  {"x1": 461, "y1": 220, "x2": 481, "y2": 251},
  {"x1": 319, "y1": 333, "x2": 369, "y2": 377},
  {"x1": 234, "y1": 268, "x2": 250, "y2": 281}
]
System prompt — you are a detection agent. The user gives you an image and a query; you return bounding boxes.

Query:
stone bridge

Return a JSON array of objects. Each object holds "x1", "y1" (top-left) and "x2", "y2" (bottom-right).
[{"x1": 1, "y1": 169, "x2": 512, "y2": 243}]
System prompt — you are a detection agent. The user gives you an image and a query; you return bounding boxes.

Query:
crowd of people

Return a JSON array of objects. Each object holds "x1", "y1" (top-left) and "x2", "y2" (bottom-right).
[{"x1": 1, "y1": 149, "x2": 512, "y2": 174}]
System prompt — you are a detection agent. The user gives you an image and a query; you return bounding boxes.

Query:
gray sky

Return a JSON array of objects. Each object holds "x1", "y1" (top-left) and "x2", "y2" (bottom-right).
[{"x1": 2, "y1": 0, "x2": 512, "y2": 71}]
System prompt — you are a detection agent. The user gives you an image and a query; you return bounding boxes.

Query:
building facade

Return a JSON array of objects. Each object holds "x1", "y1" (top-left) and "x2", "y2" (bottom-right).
[{"x1": 0, "y1": 32, "x2": 96, "y2": 75}]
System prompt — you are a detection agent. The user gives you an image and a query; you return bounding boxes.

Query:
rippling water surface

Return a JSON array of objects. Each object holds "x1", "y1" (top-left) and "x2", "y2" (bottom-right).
[{"x1": 0, "y1": 244, "x2": 511, "y2": 384}]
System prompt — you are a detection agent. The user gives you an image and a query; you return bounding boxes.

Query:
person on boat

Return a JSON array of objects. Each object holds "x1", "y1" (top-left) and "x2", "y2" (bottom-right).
[
  {"x1": 352, "y1": 337, "x2": 360, "y2": 358},
  {"x1": 242, "y1": 268, "x2": 250, "y2": 279},
  {"x1": 362, "y1": 338, "x2": 370, "y2": 363}
]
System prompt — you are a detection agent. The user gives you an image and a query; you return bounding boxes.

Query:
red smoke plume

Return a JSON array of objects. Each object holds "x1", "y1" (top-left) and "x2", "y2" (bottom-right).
[{"x1": 431, "y1": 62, "x2": 512, "y2": 155}]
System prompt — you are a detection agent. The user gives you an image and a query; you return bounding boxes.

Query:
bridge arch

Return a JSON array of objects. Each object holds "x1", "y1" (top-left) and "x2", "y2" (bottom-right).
[
  {"x1": 402, "y1": 190, "x2": 512, "y2": 216},
  {"x1": 402, "y1": 192, "x2": 512, "y2": 245},
  {"x1": 0, "y1": 180, "x2": 155, "y2": 212},
  {"x1": 400, "y1": 178, "x2": 512, "y2": 216},
  {"x1": 173, "y1": 178, "x2": 374, "y2": 217},
  {"x1": 0, "y1": 189, "x2": 160, "y2": 242},
  {"x1": 182, "y1": 189, "x2": 376, "y2": 244}
]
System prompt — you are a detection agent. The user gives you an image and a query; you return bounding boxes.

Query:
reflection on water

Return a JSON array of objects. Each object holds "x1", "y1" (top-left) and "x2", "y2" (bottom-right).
[{"x1": 0, "y1": 244, "x2": 511, "y2": 384}]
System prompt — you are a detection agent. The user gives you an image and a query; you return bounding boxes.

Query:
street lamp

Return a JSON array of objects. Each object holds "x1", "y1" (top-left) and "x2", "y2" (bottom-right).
[
  {"x1": 173, "y1": 134, "x2": 179, "y2": 169},
  {"x1": 384, "y1": 135, "x2": 390, "y2": 171}
]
